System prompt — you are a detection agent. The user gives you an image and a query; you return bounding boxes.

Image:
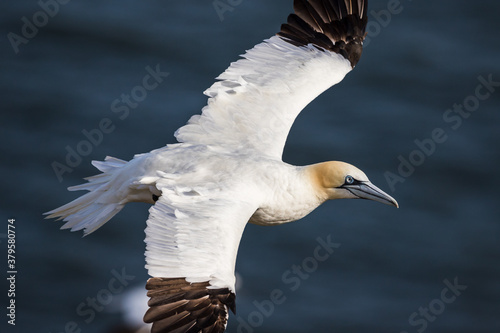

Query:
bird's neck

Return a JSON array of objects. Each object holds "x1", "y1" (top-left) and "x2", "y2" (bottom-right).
[
  {"x1": 302, "y1": 162, "x2": 345, "y2": 201},
  {"x1": 248, "y1": 163, "x2": 326, "y2": 225}
]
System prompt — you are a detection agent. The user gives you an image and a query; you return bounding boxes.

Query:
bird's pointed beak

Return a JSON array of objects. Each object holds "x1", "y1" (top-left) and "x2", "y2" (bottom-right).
[{"x1": 343, "y1": 181, "x2": 399, "y2": 208}]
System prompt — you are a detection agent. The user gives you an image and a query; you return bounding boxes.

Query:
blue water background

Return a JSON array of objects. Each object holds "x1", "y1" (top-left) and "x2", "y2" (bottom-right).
[{"x1": 1, "y1": 0, "x2": 499, "y2": 332}]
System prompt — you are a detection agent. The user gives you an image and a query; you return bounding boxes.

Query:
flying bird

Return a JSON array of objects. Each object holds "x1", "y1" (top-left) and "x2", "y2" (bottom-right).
[{"x1": 46, "y1": 0, "x2": 398, "y2": 332}]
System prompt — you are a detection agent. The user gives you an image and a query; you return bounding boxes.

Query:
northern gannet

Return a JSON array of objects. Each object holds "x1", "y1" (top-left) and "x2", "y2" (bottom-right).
[{"x1": 46, "y1": 0, "x2": 398, "y2": 332}]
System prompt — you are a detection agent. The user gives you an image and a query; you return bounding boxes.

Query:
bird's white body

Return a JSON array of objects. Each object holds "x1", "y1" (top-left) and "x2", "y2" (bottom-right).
[
  {"x1": 63, "y1": 143, "x2": 325, "y2": 289},
  {"x1": 113, "y1": 143, "x2": 323, "y2": 226}
]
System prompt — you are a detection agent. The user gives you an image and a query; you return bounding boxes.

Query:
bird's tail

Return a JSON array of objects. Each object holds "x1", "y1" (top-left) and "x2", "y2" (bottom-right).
[{"x1": 44, "y1": 156, "x2": 129, "y2": 236}]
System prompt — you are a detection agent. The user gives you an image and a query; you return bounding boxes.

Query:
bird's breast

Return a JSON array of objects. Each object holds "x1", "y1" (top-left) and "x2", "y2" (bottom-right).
[
  {"x1": 146, "y1": 147, "x2": 324, "y2": 226},
  {"x1": 247, "y1": 165, "x2": 324, "y2": 226},
  {"x1": 248, "y1": 204, "x2": 319, "y2": 226}
]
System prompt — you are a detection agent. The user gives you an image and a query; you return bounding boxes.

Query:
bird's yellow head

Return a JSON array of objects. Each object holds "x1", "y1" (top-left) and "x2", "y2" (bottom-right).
[{"x1": 308, "y1": 161, "x2": 399, "y2": 207}]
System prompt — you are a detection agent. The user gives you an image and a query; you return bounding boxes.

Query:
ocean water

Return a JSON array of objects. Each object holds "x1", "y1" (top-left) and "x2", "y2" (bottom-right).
[{"x1": 2, "y1": 0, "x2": 500, "y2": 332}]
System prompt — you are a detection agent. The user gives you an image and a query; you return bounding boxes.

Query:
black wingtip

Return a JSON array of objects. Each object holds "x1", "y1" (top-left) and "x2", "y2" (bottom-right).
[
  {"x1": 144, "y1": 278, "x2": 236, "y2": 333},
  {"x1": 277, "y1": 0, "x2": 368, "y2": 67}
]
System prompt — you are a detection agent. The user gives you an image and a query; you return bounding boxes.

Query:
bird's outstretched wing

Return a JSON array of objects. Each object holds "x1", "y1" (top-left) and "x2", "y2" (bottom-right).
[
  {"x1": 143, "y1": 176, "x2": 259, "y2": 333},
  {"x1": 175, "y1": 0, "x2": 368, "y2": 160}
]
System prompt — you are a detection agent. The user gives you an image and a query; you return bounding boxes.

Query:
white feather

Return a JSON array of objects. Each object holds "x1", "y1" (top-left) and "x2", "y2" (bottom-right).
[{"x1": 175, "y1": 36, "x2": 352, "y2": 159}]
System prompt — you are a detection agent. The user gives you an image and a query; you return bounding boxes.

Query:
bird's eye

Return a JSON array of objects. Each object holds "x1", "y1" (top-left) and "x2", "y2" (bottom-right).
[{"x1": 345, "y1": 176, "x2": 354, "y2": 185}]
